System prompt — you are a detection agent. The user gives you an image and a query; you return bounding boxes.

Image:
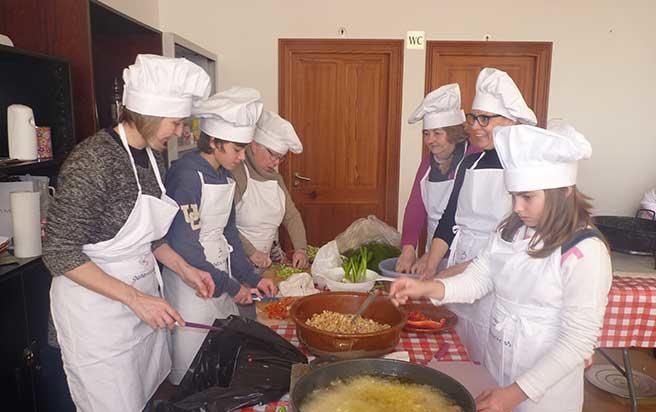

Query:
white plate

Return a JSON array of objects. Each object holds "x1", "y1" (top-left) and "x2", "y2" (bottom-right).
[{"x1": 314, "y1": 267, "x2": 378, "y2": 292}]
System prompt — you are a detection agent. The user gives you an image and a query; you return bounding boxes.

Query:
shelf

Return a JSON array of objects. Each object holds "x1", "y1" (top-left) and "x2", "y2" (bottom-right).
[{"x1": 0, "y1": 159, "x2": 56, "y2": 175}]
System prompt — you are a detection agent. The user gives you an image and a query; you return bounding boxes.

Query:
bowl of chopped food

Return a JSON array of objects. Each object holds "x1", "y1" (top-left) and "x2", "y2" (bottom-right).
[{"x1": 289, "y1": 292, "x2": 407, "y2": 359}]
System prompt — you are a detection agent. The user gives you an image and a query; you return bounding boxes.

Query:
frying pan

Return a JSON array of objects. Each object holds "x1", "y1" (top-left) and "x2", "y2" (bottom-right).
[{"x1": 290, "y1": 358, "x2": 475, "y2": 411}]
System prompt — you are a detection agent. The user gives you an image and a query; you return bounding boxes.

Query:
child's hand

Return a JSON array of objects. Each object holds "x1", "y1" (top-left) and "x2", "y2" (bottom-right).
[
  {"x1": 389, "y1": 277, "x2": 441, "y2": 305},
  {"x1": 475, "y1": 384, "x2": 527, "y2": 412},
  {"x1": 256, "y1": 278, "x2": 277, "y2": 297}
]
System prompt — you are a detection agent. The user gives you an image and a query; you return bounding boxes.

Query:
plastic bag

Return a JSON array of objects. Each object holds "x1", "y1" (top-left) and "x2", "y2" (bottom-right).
[
  {"x1": 335, "y1": 215, "x2": 401, "y2": 253},
  {"x1": 310, "y1": 240, "x2": 341, "y2": 280},
  {"x1": 154, "y1": 316, "x2": 307, "y2": 412}
]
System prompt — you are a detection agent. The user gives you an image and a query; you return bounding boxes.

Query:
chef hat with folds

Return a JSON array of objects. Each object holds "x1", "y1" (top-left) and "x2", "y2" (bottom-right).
[
  {"x1": 494, "y1": 123, "x2": 591, "y2": 192},
  {"x1": 192, "y1": 86, "x2": 263, "y2": 144},
  {"x1": 122, "y1": 54, "x2": 211, "y2": 118},
  {"x1": 472, "y1": 68, "x2": 537, "y2": 126},
  {"x1": 408, "y1": 83, "x2": 466, "y2": 130},
  {"x1": 254, "y1": 111, "x2": 303, "y2": 155}
]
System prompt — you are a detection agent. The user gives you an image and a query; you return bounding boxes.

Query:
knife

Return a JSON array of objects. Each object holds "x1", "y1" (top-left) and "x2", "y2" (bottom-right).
[
  {"x1": 251, "y1": 294, "x2": 281, "y2": 302},
  {"x1": 183, "y1": 321, "x2": 223, "y2": 332}
]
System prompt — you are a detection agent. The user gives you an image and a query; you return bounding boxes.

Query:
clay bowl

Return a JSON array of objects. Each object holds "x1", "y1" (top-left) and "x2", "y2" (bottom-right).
[{"x1": 289, "y1": 292, "x2": 407, "y2": 359}]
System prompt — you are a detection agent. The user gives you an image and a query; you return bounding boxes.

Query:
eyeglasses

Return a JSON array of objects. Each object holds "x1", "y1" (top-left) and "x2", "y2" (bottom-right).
[
  {"x1": 465, "y1": 113, "x2": 502, "y2": 127},
  {"x1": 266, "y1": 148, "x2": 286, "y2": 162}
]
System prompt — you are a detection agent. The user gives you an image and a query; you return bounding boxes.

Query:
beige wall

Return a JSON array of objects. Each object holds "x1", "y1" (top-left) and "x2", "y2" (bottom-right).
[
  {"x1": 98, "y1": 0, "x2": 159, "y2": 29},
  {"x1": 156, "y1": 0, "x2": 655, "y2": 225}
]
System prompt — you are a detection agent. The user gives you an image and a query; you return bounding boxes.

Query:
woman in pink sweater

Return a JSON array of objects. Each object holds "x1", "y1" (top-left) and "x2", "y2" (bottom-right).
[{"x1": 396, "y1": 84, "x2": 479, "y2": 273}]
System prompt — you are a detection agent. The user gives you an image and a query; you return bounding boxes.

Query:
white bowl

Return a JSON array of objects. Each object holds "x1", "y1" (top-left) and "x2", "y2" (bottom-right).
[{"x1": 315, "y1": 267, "x2": 378, "y2": 292}]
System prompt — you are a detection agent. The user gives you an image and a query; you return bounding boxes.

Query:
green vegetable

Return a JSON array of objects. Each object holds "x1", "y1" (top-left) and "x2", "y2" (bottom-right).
[
  {"x1": 306, "y1": 245, "x2": 319, "y2": 261},
  {"x1": 342, "y1": 246, "x2": 370, "y2": 283},
  {"x1": 275, "y1": 264, "x2": 305, "y2": 280},
  {"x1": 343, "y1": 242, "x2": 401, "y2": 273}
]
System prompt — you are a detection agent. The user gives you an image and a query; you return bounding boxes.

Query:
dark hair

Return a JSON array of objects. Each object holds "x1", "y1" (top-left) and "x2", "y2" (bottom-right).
[
  {"x1": 118, "y1": 108, "x2": 163, "y2": 141},
  {"x1": 499, "y1": 186, "x2": 607, "y2": 257},
  {"x1": 198, "y1": 131, "x2": 248, "y2": 154}
]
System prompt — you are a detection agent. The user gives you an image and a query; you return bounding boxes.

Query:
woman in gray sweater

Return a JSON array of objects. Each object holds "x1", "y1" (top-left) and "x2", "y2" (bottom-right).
[{"x1": 43, "y1": 55, "x2": 213, "y2": 412}]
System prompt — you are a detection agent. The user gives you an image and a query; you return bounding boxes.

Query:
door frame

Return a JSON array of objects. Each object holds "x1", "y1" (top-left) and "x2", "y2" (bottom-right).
[
  {"x1": 278, "y1": 38, "x2": 404, "y2": 229},
  {"x1": 425, "y1": 41, "x2": 552, "y2": 126}
]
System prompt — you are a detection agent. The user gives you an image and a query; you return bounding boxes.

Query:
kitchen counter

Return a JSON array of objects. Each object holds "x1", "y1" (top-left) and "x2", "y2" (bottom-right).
[{"x1": 611, "y1": 251, "x2": 656, "y2": 278}]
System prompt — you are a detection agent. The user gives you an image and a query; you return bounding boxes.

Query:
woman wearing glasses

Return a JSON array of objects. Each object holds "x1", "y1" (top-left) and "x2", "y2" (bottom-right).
[
  {"x1": 422, "y1": 68, "x2": 537, "y2": 363},
  {"x1": 396, "y1": 84, "x2": 477, "y2": 273},
  {"x1": 232, "y1": 111, "x2": 309, "y2": 270}
]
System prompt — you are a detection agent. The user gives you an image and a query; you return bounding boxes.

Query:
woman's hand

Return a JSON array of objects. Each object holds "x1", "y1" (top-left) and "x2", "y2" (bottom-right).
[
  {"x1": 124, "y1": 288, "x2": 184, "y2": 330},
  {"x1": 475, "y1": 384, "x2": 528, "y2": 412},
  {"x1": 420, "y1": 259, "x2": 439, "y2": 280},
  {"x1": 250, "y1": 250, "x2": 272, "y2": 268},
  {"x1": 292, "y1": 250, "x2": 308, "y2": 268},
  {"x1": 256, "y1": 278, "x2": 278, "y2": 297},
  {"x1": 388, "y1": 277, "x2": 443, "y2": 305},
  {"x1": 178, "y1": 265, "x2": 215, "y2": 298},
  {"x1": 395, "y1": 246, "x2": 417, "y2": 273},
  {"x1": 410, "y1": 253, "x2": 428, "y2": 274},
  {"x1": 233, "y1": 285, "x2": 253, "y2": 305}
]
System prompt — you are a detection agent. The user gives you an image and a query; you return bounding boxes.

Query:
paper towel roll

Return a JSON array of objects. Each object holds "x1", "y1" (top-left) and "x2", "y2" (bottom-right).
[{"x1": 10, "y1": 191, "x2": 41, "y2": 258}]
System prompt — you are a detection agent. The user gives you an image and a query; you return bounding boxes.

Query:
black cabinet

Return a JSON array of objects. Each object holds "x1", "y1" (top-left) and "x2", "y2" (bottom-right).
[{"x1": 0, "y1": 258, "x2": 55, "y2": 412}]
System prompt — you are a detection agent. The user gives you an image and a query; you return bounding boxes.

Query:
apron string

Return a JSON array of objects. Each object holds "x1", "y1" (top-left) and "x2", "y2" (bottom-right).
[{"x1": 117, "y1": 123, "x2": 143, "y2": 194}]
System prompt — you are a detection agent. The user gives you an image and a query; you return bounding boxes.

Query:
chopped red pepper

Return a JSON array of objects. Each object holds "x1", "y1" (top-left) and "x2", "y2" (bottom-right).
[
  {"x1": 407, "y1": 311, "x2": 429, "y2": 322},
  {"x1": 406, "y1": 318, "x2": 447, "y2": 330}
]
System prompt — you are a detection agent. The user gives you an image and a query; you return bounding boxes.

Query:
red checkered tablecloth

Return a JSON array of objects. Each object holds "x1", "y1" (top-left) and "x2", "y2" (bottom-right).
[
  {"x1": 267, "y1": 319, "x2": 469, "y2": 363},
  {"x1": 240, "y1": 319, "x2": 469, "y2": 411},
  {"x1": 599, "y1": 276, "x2": 656, "y2": 348}
]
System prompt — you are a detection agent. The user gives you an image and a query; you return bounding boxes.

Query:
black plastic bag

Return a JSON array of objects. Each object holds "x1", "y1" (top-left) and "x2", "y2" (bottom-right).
[{"x1": 155, "y1": 316, "x2": 306, "y2": 412}]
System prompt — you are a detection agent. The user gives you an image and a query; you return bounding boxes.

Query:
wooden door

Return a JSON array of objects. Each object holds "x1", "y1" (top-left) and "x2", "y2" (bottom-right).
[
  {"x1": 418, "y1": 41, "x2": 552, "y2": 251},
  {"x1": 279, "y1": 40, "x2": 403, "y2": 247}
]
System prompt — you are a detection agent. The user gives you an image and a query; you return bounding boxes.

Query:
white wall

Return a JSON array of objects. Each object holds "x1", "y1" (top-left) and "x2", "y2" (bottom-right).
[
  {"x1": 98, "y1": 0, "x2": 159, "y2": 29},
  {"x1": 156, "y1": 0, "x2": 656, "y2": 225}
]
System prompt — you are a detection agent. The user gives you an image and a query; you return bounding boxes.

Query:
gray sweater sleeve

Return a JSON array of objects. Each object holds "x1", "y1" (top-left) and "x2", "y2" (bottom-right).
[{"x1": 43, "y1": 141, "x2": 109, "y2": 276}]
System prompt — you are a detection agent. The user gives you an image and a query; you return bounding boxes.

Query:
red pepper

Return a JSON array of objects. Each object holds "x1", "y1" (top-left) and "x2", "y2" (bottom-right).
[
  {"x1": 406, "y1": 318, "x2": 447, "y2": 330},
  {"x1": 407, "y1": 311, "x2": 429, "y2": 322}
]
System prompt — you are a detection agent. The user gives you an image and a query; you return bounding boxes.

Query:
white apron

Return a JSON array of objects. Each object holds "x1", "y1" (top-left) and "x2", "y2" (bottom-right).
[
  {"x1": 163, "y1": 171, "x2": 239, "y2": 385},
  {"x1": 420, "y1": 144, "x2": 467, "y2": 253},
  {"x1": 446, "y1": 151, "x2": 511, "y2": 363},
  {"x1": 485, "y1": 230, "x2": 583, "y2": 412},
  {"x1": 50, "y1": 124, "x2": 179, "y2": 412},
  {"x1": 235, "y1": 165, "x2": 286, "y2": 255}
]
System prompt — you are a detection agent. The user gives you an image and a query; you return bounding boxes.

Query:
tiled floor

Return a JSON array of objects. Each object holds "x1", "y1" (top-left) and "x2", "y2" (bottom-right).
[{"x1": 584, "y1": 349, "x2": 656, "y2": 412}]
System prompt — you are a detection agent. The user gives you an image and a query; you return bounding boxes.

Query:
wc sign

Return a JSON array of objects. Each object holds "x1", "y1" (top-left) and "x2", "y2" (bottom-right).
[{"x1": 406, "y1": 31, "x2": 425, "y2": 50}]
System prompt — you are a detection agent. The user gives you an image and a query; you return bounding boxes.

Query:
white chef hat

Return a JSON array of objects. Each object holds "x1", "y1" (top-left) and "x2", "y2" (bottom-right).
[
  {"x1": 408, "y1": 83, "x2": 466, "y2": 130},
  {"x1": 494, "y1": 123, "x2": 591, "y2": 192},
  {"x1": 192, "y1": 86, "x2": 264, "y2": 143},
  {"x1": 122, "y1": 54, "x2": 211, "y2": 118},
  {"x1": 472, "y1": 68, "x2": 537, "y2": 126},
  {"x1": 254, "y1": 111, "x2": 303, "y2": 155}
]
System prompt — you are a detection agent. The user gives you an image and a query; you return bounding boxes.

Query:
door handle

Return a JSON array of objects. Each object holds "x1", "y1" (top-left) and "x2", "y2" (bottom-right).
[
  {"x1": 294, "y1": 172, "x2": 311, "y2": 181},
  {"x1": 293, "y1": 172, "x2": 311, "y2": 187}
]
